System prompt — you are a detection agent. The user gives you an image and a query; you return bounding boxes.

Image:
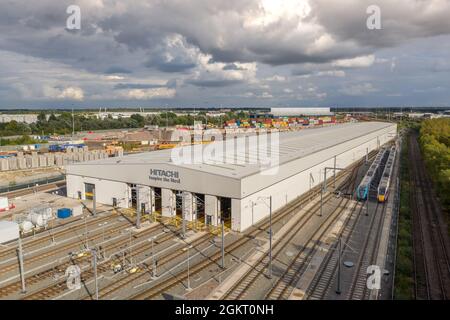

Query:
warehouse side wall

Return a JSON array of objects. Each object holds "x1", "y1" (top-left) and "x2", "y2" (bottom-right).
[
  {"x1": 66, "y1": 175, "x2": 129, "y2": 208},
  {"x1": 233, "y1": 125, "x2": 396, "y2": 232}
]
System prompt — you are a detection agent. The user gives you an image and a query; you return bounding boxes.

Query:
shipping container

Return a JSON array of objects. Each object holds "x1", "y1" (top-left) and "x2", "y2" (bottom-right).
[
  {"x1": 0, "y1": 197, "x2": 8, "y2": 210},
  {"x1": 57, "y1": 208, "x2": 72, "y2": 219}
]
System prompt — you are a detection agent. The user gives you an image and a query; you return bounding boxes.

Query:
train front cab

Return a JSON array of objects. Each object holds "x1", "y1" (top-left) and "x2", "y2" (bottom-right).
[
  {"x1": 356, "y1": 184, "x2": 368, "y2": 201},
  {"x1": 377, "y1": 186, "x2": 387, "y2": 203}
]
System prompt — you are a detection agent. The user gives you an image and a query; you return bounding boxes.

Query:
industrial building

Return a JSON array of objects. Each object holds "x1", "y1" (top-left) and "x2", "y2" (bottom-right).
[
  {"x1": 270, "y1": 107, "x2": 333, "y2": 117},
  {"x1": 65, "y1": 122, "x2": 397, "y2": 232}
]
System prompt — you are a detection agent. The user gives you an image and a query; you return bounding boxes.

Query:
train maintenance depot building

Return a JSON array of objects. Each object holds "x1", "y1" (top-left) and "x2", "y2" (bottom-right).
[{"x1": 65, "y1": 122, "x2": 397, "y2": 232}]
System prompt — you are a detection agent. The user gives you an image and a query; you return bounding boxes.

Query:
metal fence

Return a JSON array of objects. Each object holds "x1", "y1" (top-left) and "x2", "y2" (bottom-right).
[{"x1": 0, "y1": 174, "x2": 65, "y2": 194}]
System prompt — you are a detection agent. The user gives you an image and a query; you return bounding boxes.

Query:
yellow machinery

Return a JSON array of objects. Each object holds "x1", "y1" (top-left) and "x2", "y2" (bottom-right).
[{"x1": 105, "y1": 145, "x2": 124, "y2": 156}]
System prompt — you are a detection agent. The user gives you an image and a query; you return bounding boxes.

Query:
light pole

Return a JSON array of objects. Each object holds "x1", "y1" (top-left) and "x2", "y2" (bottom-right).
[
  {"x1": 336, "y1": 237, "x2": 342, "y2": 294},
  {"x1": 187, "y1": 245, "x2": 193, "y2": 291},
  {"x1": 182, "y1": 192, "x2": 186, "y2": 239},
  {"x1": 221, "y1": 219, "x2": 225, "y2": 269},
  {"x1": 320, "y1": 182, "x2": 324, "y2": 217},
  {"x1": 366, "y1": 199, "x2": 369, "y2": 217},
  {"x1": 84, "y1": 215, "x2": 89, "y2": 250},
  {"x1": 149, "y1": 236, "x2": 158, "y2": 278},
  {"x1": 257, "y1": 196, "x2": 272, "y2": 279},
  {"x1": 129, "y1": 230, "x2": 133, "y2": 266},
  {"x1": 136, "y1": 186, "x2": 141, "y2": 229},
  {"x1": 92, "y1": 188, "x2": 96, "y2": 216},
  {"x1": 333, "y1": 155, "x2": 337, "y2": 188},
  {"x1": 91, "y1": 249, "x2": 99, "y2": 300},
  {"x1": 99, "y1": 222, "x2": 108, "y2": 243},
  {"x1": 269, "y1": 196, "x2": 272, "y2": 279}
]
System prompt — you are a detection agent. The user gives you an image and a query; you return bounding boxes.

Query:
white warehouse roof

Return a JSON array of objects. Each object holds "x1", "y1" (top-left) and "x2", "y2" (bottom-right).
[
  {"x1": 270, "y1": 107, "x2": 333, "y2": 116},
  {"x1": 66, "y1": 122, "x2": 396, "y2": 198}
]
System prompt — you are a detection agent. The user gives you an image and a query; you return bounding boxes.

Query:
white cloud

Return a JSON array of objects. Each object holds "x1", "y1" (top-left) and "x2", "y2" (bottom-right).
[
  {"x1": 265, "y1": 75, "x2": 287, "y2": 82},
  {"x1": 332, "y1": 55, "x2": 375, "y2": 68},
  {"x1": 340, "y1": 83, "x2": 377, "y2": 96},
  {"x1": 316, "y1": 70, "x2": 346, "y2": 77},
  {"x1": 259, "y1": 92, "x2": 274, "y2": 98},
  {"x1": 44, "y1": 86, "x2": 84, "y2": 100},
  {"x1": 122, "y1": 88, "x2": 176, "y2": 100},
  {"x1": 104, "y1": 75, "x2": 125, "y2": 80}
]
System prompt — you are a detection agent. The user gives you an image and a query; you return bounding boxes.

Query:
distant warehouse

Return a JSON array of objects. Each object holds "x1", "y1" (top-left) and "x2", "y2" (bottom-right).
[
  {"x1": 65, "y1": 122, "x2": 397, "y2": 232},
  {"x1": 270, "y1": 107, "x2": 333, "y2": 117}
]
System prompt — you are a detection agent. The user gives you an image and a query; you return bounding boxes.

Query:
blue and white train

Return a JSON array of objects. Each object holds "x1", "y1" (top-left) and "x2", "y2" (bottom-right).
[{"x1": 356, "y1": 148, "x2": 387, "y2": 201}]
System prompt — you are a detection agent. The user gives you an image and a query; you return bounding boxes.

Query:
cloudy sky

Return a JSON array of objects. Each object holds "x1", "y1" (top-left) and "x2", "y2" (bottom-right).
[{"x1": 1, "y1": 0, "x2": 449, "y2": 109}]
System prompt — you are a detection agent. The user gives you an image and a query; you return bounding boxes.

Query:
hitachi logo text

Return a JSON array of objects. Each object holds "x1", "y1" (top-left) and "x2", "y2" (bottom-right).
[{"x1": 150, "y1": 169, "x2": 179, "y2": 178}]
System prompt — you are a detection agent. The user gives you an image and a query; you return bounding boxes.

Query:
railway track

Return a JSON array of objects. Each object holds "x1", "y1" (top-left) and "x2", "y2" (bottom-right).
[
  {"x1": 0, "y1": 215, "x2": 134, "y2": 277},
  {"x1": 18, "y1": 223, "x2": 171, "y2": 300},
  {"x1": 0, "y1": 221, "x2": 165, "y2": 298},
  {"x1": 409, "y1": 133, "x2": 450, "y2": 300},
  {"x1": 264, "y1": 163, "x2": 362, "y2": 300},
  {"x1": 345, "y1": 201, "x2": 388, "y2": 300},
  {"x1": 0, "y1": 210, "x2": 116, "y2": 261},
  {"x1": 130, "y1": 159, "x2": 365, "y2": 300},
  {"x1": 306, "y1": 152, "x2": 383, "y2": 300},
  {"x1": 305, "y1": 202, "x2": 365, "y2": 300},
  {"x1": 306, "y1": 149, "x2": 391, "y2": 300},
  {"x1": 83, "y1": 233, "x2": 215, "y2": 300}
]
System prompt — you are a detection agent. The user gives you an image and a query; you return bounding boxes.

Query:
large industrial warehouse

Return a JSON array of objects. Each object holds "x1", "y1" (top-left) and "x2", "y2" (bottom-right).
[{"x1": 65, "y1": 122, "x2": 397, "y2": 232}]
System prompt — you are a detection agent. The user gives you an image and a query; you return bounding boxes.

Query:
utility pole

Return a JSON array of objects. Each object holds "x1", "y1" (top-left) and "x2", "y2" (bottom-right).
[
  {"x1": 72, "y1": 107, "x2": 75, "y2": 140},
  {"x1": 91, "y1": 249, "x2": 99, "y2": 300},
  {"x1": 150, "y1": 188, "x2": 154, "y2": 222},
  {"x1": 150, "y1": 236, "x2": 157, "y2": 278},
  {"x1": 187, "y1": 245, "x2": 192, "y2": 291},
  {"x1": 333, "y1": 155, "x2": 337, "y2": 188},
  {"x1": 268, "y1": 195, "x2": 272, "y2": 279},
  {"x1": 129, "y1": 230, "x2": 133, "y2": 266},
  {"x1": 336, "y1": 237, "x2": 342, "y2": 294},
  {"x1": 182, "y1": 192, "x2": 186, "y2": 239},
  {"x1": 84, "y1": 215, "x2": 89, "y2": 250},
  {"x1": 320, "y1": 182, "x2": 324, "y2": 217},
  {"x1": 136, "y1": 186, "x2": 141, "y2": 229},
  {"x1": 18, "y1": 236, "x2": 26, "y2": 294},
  {"x1": 366, "y1": 199, "x2": 369, "y2": 217},
  {"x1": 92, "y1": 188, "x2": 96, "y2": 216}
]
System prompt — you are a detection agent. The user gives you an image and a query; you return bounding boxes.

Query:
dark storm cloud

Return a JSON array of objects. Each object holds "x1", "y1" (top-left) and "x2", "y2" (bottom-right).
[
  {"x1": 105, "y1": 67, "x2": 132, "y2": 74},
  {"x1": 146, "y1": 60, "x2": 196, "y2": 73},
  {"x1": 2, "y1": 0, "x2": 450, "y2": 70},
  {"x1": 114, "y1": 83, "x2": 166, "y2": 90},
  {"x1": 223, "y1": 63, "x2": 246, "y2": 71},
  {"x1": 187, "y1": 79, "x2": 243, "y2": 88},
  {"x1": 0, "y1": 0, "x2": 450, "y2": 107}
]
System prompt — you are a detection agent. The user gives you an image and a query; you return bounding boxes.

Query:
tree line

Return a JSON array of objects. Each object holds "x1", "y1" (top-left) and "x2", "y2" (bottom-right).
[
  {"x1": 419, "y1": 118, "x2": 450, "y2": 209},
  {"x1": 0, "y1": 110, "x2": 248, "y2": 137}
]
